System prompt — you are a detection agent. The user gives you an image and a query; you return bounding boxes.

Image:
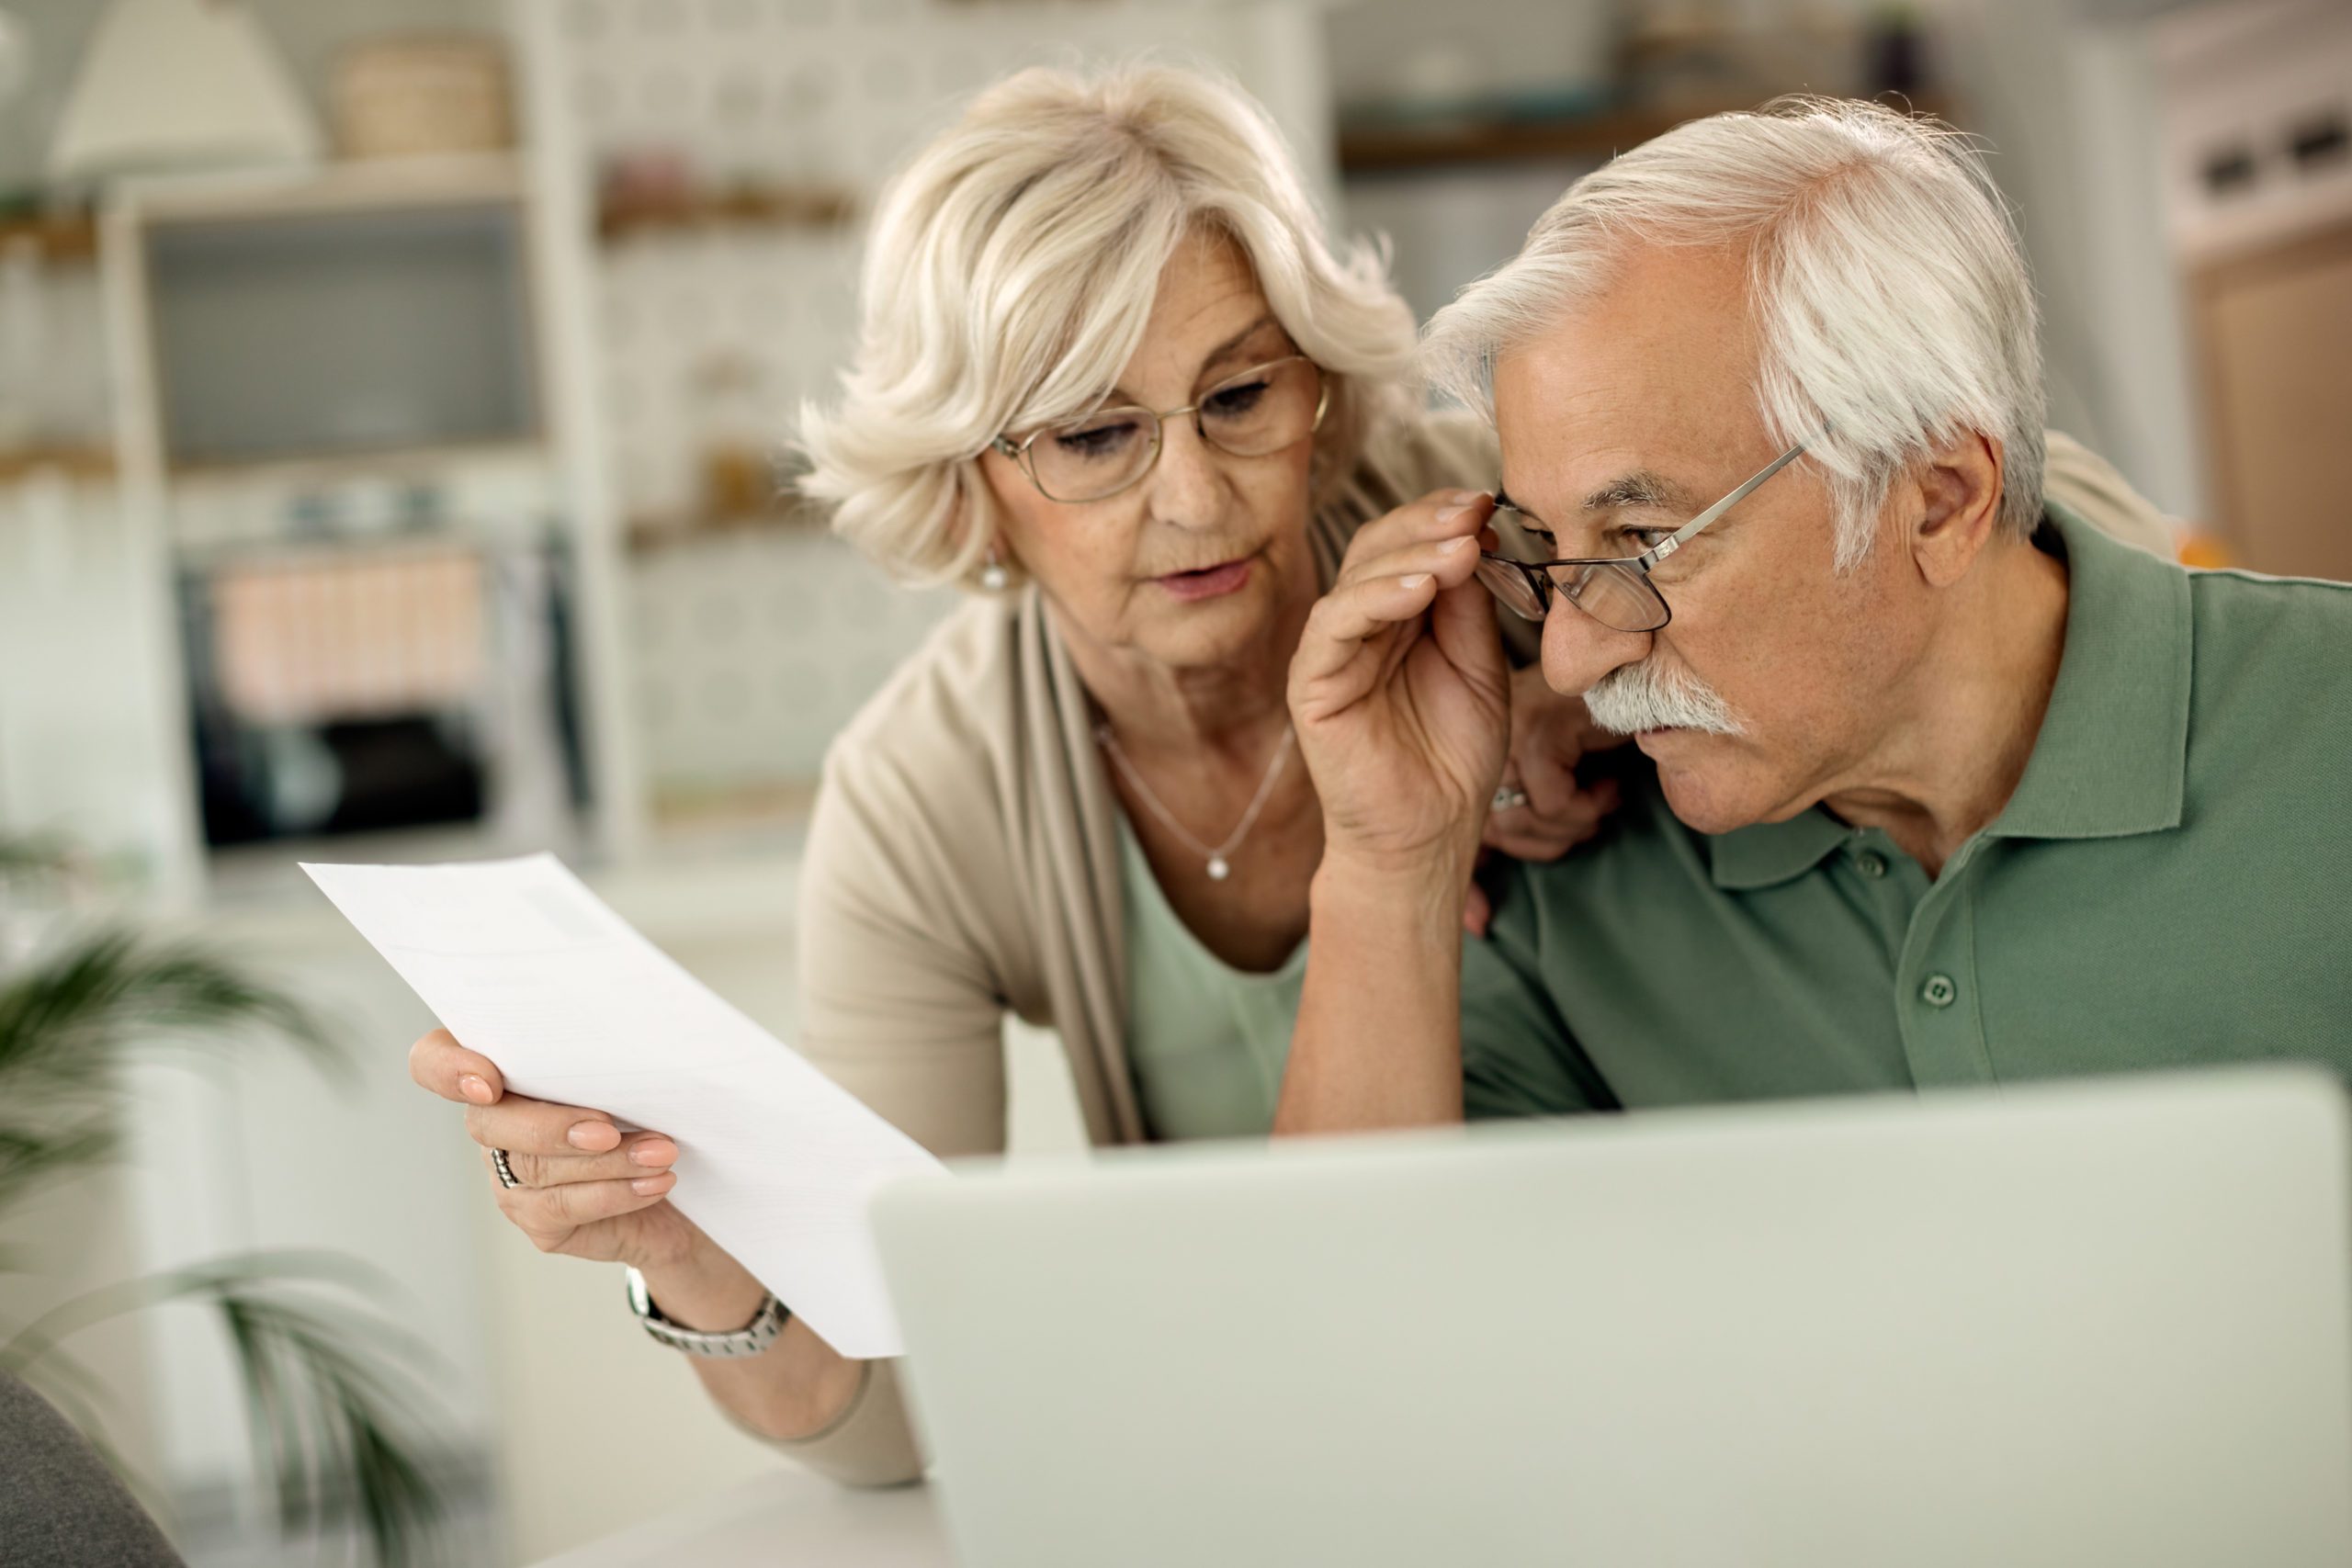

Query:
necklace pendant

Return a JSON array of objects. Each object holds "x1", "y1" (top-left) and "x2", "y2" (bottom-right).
[{"x1": 1205, "y1": 855, "x2": 1230, "y2": 881}]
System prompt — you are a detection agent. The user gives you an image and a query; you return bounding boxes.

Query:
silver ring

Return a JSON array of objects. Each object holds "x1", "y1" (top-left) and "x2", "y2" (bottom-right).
[
  {"x1": 492, "y1": 1147, "x2": 522, "y2": 1190},
  {"x1": 1491, "y1": 785, "x2": 1530, "y2": 812}
]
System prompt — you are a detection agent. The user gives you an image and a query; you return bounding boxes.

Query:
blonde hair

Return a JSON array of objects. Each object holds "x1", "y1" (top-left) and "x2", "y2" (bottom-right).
[{"x1": 797, "y1": 62, "x2": 1419, "y2": 590}]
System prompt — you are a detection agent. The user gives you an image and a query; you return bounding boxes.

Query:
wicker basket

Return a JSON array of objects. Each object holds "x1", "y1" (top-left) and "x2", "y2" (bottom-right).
[{"x1": 333, "y1": 34, "x2": 514, "y2": 161}]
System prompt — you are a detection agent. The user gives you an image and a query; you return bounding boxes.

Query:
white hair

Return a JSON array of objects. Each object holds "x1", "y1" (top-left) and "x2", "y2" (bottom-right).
[
  {"x1": 1423, "y1": 96, "x2": 2046, "y2": 569},
  {"x1": 1585, "y1": 654, "x2": 1744, "y2": 736},
  {"x1": 798, "y1": 63, "x2": 1419, "y2": 590}
]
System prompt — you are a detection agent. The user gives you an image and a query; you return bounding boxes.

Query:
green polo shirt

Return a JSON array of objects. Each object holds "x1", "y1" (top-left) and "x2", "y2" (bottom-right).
[{"x1": 1461, "y1": 502, "x2": 2352, "y2": 1118}]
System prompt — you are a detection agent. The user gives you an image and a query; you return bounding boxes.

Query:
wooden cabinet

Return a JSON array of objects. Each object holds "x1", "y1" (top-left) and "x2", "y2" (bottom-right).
[{"x1": 2191, "y1": 220, "x2": 2352, "y2": 582}]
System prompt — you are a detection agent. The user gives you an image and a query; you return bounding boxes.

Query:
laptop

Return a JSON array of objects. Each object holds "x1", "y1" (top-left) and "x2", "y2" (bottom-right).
[{"x1": 870, "y1": 1068, "x2": 2352, "y2": 1567}]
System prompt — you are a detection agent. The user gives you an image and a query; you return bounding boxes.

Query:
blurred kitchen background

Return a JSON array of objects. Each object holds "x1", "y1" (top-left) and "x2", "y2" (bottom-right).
[{"x1": 0, "y1": 0, "x2": 2342, "y2": 1562}]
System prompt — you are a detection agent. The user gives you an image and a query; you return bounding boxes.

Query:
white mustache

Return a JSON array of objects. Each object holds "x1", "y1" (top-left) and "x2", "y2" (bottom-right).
[{"x1": 1584, "y1": 655, "x2": 1744, "y2": 736}]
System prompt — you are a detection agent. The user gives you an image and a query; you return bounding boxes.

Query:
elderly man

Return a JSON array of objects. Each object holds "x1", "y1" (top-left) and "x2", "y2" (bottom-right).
[{"x1": 1278, "y1": 98, "x2": 2352, "y2": 1130}]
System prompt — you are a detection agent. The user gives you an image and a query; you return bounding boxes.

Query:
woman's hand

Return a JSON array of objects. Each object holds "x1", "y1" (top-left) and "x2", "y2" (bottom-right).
[
  {"x1": 1287, "y1": 490, "x2": 1512, "y2": 884},
  {"x1": 1464, "y1": 668, "x2": 1631, "y2": 935},
  {"x1": 1485, "y1": 667, "x2": 1627, "y2": 863},
  {"x1": 410, "y1": 1028, "x2": 868, "y2": 1445},
  {"x1": 408, "y1": 1028, "x2": 700, "y2": 1271}
]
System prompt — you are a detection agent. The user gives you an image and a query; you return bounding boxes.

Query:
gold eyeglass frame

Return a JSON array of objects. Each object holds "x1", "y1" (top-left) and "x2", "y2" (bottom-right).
[{"x1": 988, "y1": 355, "x2": 1330, "y2": 503}]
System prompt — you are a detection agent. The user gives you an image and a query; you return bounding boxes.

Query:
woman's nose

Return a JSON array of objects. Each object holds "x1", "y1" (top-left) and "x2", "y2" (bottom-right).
[
  {"x1": 1142, "y1": 415, "x2": 1226, "y2": 527},
  {"x1": 1542, "y1": 601, "x2": 1654, "y2": 697}
]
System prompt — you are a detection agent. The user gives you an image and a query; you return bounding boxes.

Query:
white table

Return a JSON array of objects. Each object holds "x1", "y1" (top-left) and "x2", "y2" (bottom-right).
[{"x1": 527, "y1": 1469, "x2": 953, "y2": 1567}]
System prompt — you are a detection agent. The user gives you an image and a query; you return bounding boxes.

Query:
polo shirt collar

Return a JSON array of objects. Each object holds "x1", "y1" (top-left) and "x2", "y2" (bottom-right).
[
  {"x1": 1708, "y1": 809, "x2": 1850, "y2": 890},
  {"x1": 1706, "y1": 501, "x2": 2191, "y2": 889},
  {"x1": 1986, "y1": 501, "x2": 2191, "y2": 841}
]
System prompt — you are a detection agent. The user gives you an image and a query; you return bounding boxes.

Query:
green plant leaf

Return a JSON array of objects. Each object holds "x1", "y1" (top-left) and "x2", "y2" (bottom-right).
[
  {"x1": 5, "y1": 1252, "x2": 459, "y2": 1568},
  {"x1": 0, "y1": 873, "x2": 458, "y2": 1564},
  {"x1": 0, "y1": 927, "x2": 345, "y2": 1089},
  {"x1": 0, "y1": 830, "x2": 71, "y2": 874},
  {"x1": 0, "y1": 1124, "x2": 117, "y2": 1216},
  {"x1": 0, "y1": 926, "x2": 350, "y2": 1211}
]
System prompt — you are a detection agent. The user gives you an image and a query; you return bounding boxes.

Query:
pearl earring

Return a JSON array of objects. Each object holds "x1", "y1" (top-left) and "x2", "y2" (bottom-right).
[{"x1": 980, "y1": 544, "x2": 1009, "y2": 592}]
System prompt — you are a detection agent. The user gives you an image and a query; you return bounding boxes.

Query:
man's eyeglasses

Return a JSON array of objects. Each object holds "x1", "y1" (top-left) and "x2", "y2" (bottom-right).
[
  {"x1": 1475, "y1": 434, "x2": 1818, "y2": 634},
  {"x1": 989, "y1": 355, "x2": 1329, "y2": 504}
]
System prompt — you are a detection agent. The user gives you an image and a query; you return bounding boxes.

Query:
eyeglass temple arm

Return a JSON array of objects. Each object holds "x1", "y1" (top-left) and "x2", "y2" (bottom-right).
[{"x1": 1642, "y1": 431, "x2": 1823, "y2": 566}]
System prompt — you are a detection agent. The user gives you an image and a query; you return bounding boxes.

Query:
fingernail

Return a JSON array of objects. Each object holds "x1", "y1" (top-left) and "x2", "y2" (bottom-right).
[
  {"x1": 1435, "y1": 503, "x2": 1469, "y2": 525},
  {"x1": 458, "y1": 1075, "x2": 493, "y2": 1104},
  {"x1": 1400, "y1": 573, "x2": 1432, "y2": 590},
  {"x1": 631, "y1": 1175, "x2": 673, "y2": 1196},
  {"x1": 630, "y1": 1139, "x2": 676, "y2": 1167},
  {"x1": 1439, "y1": 535, "x2": 1475, "y2": 553},
  {"x1": 568, "y1": 1121, "x2": 620, "y2": 1151},
  {"x1": 1448, "y1": 490, "x2": 1482, "y2": 505}
]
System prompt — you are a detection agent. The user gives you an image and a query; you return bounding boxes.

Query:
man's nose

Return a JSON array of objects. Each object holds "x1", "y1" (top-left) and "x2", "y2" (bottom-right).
[
  {"x1": 1143, "y1": 415, "x2": 1224, "y2": 528},
  {"x1": 1541, "y1": 599, "x2": 1654, "y2": 695}
]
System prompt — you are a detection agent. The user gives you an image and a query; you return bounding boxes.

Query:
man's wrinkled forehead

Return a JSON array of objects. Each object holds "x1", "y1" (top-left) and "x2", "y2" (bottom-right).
[
  {"x1": 1488, "y1": 244, "x2": 1766, "y2": 512},
  {"x1": 1489, "y1": 347, "x2": 1741, "y2": 526}
]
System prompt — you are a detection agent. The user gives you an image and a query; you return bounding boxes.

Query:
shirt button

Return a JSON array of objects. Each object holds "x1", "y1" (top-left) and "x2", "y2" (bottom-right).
[
  {"x1": 1920, "y1": 974, "x2": 1958, "y2": 1009},
  {"x1": 1857, "y1": 851, "x2": 1887, "y2": 878}
]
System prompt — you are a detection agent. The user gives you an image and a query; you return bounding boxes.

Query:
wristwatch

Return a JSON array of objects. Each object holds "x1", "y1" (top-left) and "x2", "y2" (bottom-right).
[{"x1": 625, "y1": 1266, "x2": 789, "y2": 1359}]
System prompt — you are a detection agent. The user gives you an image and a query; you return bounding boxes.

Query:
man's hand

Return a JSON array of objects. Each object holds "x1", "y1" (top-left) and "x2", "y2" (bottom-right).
[
  {"x1": 1278, "y1": 491, "x2": 1509, "y2": 1134},
  {"x1": 1288, "y1": 490, "x2": 1511, "y2": 883}
]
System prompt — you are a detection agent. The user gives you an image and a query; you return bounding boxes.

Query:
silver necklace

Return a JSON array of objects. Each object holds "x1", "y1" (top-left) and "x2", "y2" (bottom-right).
[{"x1": 1095, "y1": 721, "x2": 1295, "y2": 882}]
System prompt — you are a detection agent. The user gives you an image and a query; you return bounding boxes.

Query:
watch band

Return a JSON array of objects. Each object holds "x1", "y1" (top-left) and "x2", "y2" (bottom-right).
[{"x1": 625, "y1": 1266, "x2": 788, "y2": 1359}]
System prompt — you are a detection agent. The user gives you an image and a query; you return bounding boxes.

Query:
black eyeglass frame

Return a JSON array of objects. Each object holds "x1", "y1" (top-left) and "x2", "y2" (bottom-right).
[
  {"x1": 987, "y1": 355, "x2": 1331, "y2": 504},
  {"x1": 1476, "y1": 433, "x2": 1820, "y2": 633}
]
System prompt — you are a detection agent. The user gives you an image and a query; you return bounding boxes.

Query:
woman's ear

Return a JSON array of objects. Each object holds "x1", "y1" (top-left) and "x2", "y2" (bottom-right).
[
  {"x1": 1909, "y1": 430, "x2": 2006, "y2": 589},
  {"x1": 952, "y1": 461, "x2": 1019, "y2": 591}
]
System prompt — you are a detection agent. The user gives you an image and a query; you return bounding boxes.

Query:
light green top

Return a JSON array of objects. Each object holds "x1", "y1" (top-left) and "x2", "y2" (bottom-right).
[
  {"x1": 1460, "y1": 502, "x2": 2352, "y2": 1119},
  {"x1": 1118, "y1": 815, "x2": 1538, "y2": 1139},
  {"x1": 1117, "y1": 818, "x2": 1306, "y2": 1139}
]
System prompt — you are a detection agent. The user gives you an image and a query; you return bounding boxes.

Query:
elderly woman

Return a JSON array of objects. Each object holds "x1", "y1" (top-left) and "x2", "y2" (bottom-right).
[
  {"x1": 407, "y1": 65, "x2": 2175, "y2": 1488},
  {"x1": 411, "y1": 63, "x2": 1585, "y2": 1487}
]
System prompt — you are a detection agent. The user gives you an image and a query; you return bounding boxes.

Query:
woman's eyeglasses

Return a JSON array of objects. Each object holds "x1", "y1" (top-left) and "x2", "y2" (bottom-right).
[
  {"x1": 1474, "y1": 434, "x2": 1818, "y2": 634},
  {"x1": 989, "y1": 355, "x2": 1329, "y2": 504}
]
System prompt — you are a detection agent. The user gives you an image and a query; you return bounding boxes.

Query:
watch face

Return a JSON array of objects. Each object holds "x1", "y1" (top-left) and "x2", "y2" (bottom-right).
[{"x1": 625, "y1": 1265, "x2": 654, "y2": 1316}]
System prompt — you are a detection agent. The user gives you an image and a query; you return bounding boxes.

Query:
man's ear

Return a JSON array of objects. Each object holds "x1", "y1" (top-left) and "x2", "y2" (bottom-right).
[{"x1": 1907, "y1": 430, "x2": 2006, "y2": 589}]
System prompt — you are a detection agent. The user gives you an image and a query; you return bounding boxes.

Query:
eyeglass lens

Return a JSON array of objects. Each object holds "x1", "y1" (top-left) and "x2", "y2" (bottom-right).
[
  {"x1": 1474, "y1": 556, "x2": 1668, "y2": 633},
  {"x1": 1024, "y1": 358, "x2": 1321, "y2": 502},
  {"x1": 1474, "y1": 556, "x2": 1548, "y2": 621}
]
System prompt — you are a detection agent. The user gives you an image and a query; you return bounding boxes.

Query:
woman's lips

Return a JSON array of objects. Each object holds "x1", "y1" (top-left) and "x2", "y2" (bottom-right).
[{"x1": 1152, "y1": 558, "x2": 1252, "y2": 603}]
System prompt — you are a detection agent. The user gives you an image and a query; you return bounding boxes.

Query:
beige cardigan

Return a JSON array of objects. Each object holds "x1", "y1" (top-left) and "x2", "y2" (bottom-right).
[{"x1": 775, "y1": 425, "x2": 2175, "y2": 1484}]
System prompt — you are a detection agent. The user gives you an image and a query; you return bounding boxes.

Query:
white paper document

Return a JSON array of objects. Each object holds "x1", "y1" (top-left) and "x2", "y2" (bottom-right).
[{"x1": 303, "y1": 852, "x2": 943, "y2": 1359}]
